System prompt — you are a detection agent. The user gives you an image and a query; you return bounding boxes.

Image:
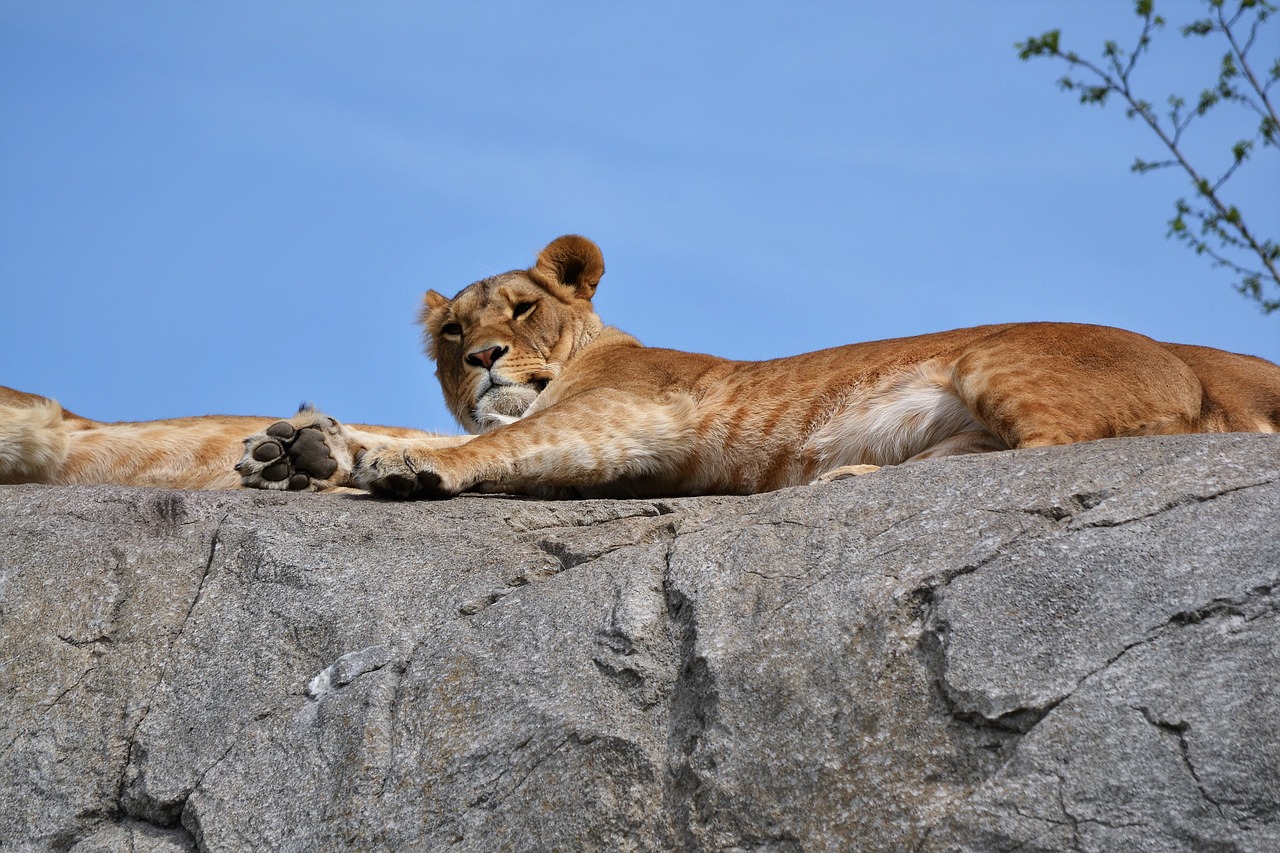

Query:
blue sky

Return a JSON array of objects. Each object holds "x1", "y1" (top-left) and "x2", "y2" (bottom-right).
[{"x1": 2, "y1": 1, "x2": 1276, "y2": 433}]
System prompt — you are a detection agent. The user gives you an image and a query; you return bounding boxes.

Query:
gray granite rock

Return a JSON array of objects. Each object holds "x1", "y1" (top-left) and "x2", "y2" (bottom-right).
[{"x1": 1, "y1": 434, "x2": 1277, "y2": 851}]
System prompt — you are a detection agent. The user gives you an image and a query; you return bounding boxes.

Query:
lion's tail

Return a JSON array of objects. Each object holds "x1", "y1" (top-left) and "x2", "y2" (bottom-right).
[{"x1": 0, "y1": 387, "x2": 74, "y2": 485}]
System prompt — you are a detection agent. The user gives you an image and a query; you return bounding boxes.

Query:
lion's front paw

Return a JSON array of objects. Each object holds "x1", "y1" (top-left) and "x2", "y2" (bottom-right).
[
  {"x1": 354, "y1": 446, "x2": 458, "y2": 500},
  {"x1": 238, "y1": 410, "x2": 355, "y2": 492}
]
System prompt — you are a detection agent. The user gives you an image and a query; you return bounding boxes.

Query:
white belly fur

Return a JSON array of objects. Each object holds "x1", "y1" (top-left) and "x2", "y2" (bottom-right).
[{"x1": 805, "y1": 360, "x2": 1002, "y2": 467}]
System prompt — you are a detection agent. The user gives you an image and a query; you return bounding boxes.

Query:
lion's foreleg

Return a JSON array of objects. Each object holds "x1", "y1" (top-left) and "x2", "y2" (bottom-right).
[
  {"x1": 355, "y1": 392, "x2": 696, "y2": 499},
  {"x1": 239, "y1": 410, "x2": 471, "y2": 493}
]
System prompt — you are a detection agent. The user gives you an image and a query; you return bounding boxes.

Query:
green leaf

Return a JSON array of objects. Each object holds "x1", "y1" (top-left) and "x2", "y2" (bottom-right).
[
  {"x1": 1082, "y1": 85, "x2": 1111, "y2": 105},
  {"x1": 1132, "y1": 157, "x2": 1168, "y2": 173},
  {"x1": 1016, "y1": 30, "x2": 1061, "y2": 59},
  {"x1": 1262, "y1": 117, "x2": 1278, "y2": 145}
]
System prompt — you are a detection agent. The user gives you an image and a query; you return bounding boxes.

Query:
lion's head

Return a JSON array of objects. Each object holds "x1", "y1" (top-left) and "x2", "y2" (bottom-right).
[{"x1": 419, "y1": 235, "x2": 608, "y2": 433}]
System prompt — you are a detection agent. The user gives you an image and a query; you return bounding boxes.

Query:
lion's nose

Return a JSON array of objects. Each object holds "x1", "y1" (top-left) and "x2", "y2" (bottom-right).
[{"x1": 466, "y1": 345, "x2": 508, "y2": 370}]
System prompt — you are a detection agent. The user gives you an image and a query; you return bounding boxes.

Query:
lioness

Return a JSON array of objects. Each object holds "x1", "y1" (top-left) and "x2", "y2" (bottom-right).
[{"x1": 3, "y1": 235, "x2": 1278, "y2": 497}]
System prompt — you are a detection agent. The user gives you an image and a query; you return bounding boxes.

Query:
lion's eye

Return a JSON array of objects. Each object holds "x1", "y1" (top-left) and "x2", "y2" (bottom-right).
[
  {"x1": 512, "y1": 301, "x2": 536, "y2": 319},
  {"x1": 441, "y1": 322, "x2": 463, "y2": 337}
]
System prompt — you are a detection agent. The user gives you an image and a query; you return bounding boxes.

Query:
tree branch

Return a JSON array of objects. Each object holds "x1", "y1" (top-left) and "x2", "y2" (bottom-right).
[{"x1": 1017, "y1": 0, "x2": 1280, "y2": 313}]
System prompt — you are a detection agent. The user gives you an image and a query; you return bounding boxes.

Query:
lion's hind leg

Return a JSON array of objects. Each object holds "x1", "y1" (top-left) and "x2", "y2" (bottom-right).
[
  {"x1": 950, "y1": 325, "x2": 1203, "y2": 448},
  {"x1": 811, "y1": 430, "x2": 1007, "y2": 486},
  {"x1": 0, "y1": 390, "x2": 71, "y2": 485},
  {"x1": 811, "y1": 464, "x2": 881, "y2": 485}
]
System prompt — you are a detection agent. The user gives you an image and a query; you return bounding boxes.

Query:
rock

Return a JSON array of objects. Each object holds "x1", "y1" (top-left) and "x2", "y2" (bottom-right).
[{"x1": 0, "y1": 433, "x2": 1277, "y2": 852}]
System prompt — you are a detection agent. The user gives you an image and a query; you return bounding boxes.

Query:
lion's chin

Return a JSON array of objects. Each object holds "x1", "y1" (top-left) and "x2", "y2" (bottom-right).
[{"x1": 473, "y1": 385, "x2": 540, "y2": 431}]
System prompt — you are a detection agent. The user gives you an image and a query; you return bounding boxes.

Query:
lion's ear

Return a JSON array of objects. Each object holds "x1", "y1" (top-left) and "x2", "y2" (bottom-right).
[
  {"x1": 423, "y1": 290, "x2": 450, "y2": 312},
  {"x1": 531, "y1": 235, "x2": 605, "y2": 300},
  {"x1": 417, "y1": 290, "x2": 451, "y2": 359},
  {"x1": 419, "y1": 289, "x2": 451, "y2": 327}
]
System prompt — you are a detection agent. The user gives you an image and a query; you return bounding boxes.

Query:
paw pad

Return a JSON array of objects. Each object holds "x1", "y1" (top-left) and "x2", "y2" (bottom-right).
[
  {"x1": 253, "y1": 441, "x2": 283, "y2": 462},
  {"x1": 289, "y1": 428, "x2": 337, "y2": 478},
  {"x1": 245, "y1": 422, "x2": 339, "y2": 490}
]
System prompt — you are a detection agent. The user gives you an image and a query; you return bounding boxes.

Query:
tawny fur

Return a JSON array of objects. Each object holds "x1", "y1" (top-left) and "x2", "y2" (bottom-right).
[
  {"x1": 3, "y1": 235, "x2": 1278, "y2": 496},
  {"x1": 0, "y1": 391, "x2": 72, "y2": 485},
  {"x1": 329, "y1": 235, "x2": 1280, "y2": 499},
  {"x1": 0, "y1": 385, "x2": 450, "y2": 491}
]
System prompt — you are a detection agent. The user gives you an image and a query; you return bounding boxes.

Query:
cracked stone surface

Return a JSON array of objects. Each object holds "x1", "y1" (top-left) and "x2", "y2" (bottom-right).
[{"x1": 0, "y1": 433, "x2": 1277, "y2": 852}]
